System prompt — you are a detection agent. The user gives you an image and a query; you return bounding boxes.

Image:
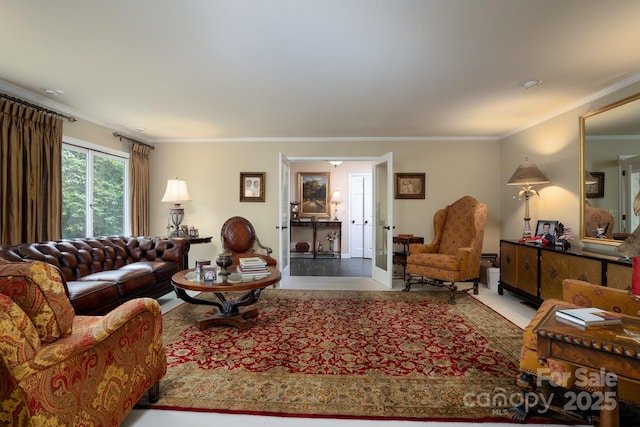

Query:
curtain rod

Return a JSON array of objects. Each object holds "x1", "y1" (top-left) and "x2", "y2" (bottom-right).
[
  {"x1": 113, "y1": 132, "x2": 155, "y2": 150},
  {"x1": 0, "y1": 92, "x2": 77, "y2": 122}
]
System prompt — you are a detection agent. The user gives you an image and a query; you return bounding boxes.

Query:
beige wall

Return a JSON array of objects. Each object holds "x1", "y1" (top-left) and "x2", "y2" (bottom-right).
[
  {"x1": 499, "y1": 80, "x2": 640, "y2": 247},
  {"x1": 58, "y1": 80, "x2": 640, "y2": 266},
  {"x1": 149, "y1": 140, "x2": 500, "y2": 265}
]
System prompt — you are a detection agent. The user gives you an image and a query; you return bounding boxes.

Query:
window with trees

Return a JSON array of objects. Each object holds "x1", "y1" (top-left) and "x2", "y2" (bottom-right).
[{"x1": 62, "y1": 141, "x2": 129, "y2": 238}]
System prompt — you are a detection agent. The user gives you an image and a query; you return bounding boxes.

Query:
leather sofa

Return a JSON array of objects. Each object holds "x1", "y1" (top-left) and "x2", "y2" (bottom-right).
[
  {"x1": 0, "y1": 259, "x2": 166, "y2": 426},
  {"x1": 0, "y1": 236, "x2": 189, "y2": 315}
]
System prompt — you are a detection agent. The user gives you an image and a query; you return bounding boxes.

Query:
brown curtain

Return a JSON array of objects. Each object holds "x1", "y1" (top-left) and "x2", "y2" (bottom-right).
[
  {"x1": 0, "y1": 99, "x2": 62, "y2": 245},
  {"x1": 130, "y1": 142, "x2": 151, "y2": 236}
]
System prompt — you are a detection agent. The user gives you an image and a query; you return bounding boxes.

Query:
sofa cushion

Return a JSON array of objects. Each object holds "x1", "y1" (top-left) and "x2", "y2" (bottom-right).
[
  {"x1": 78, "y1": 268, "x2": 154, "y2": 297},
  {"x1": 0, "y1": 261, "x2": 74, "y2": 344},
  {"x1": 65, "y1": 280, "x2": 121, "y2": 315},
  {"x1": 521, "y1": 298, "x2": 572, "y2": 351},
  {"x1": 121, "y1": 260, "x2": 178, "y2": 282},
  {"x1": 0, "y1": 294, "x2": 40, "y2": 368}
]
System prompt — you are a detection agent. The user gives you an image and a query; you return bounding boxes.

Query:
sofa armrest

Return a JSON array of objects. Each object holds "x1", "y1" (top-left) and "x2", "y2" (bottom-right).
[
  {"x1": 562, "y1": 279, "x2": 640, "y2": 317},
  {"x1": 160, "y1": 238, "x2": 190, "y2": 270}
]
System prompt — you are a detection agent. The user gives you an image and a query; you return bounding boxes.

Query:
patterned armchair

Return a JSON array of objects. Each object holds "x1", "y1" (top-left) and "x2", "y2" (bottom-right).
[
  {"x1": 0, "y1": 260, "x2": 166, "y2": 426},
  {"x1": 403, "y1": 195, "x2": 487, "y2": 303},
  {"x1": 221, "y1": 216, "x2": 277, "y2": 266},
  {"x1": 509, "y1": 278, "x2": 640, "y2": 421}
]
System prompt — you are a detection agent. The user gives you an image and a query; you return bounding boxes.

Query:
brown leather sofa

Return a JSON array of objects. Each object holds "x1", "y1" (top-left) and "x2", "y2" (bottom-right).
[{"x1": 0, "y1": 236, "x2": 189, "y2": 315}]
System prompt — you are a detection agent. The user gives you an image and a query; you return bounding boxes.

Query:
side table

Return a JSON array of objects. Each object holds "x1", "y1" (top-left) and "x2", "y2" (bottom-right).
[
  {"x1": 534, "y1": 305, "x2": 640, "y2": 426},
  {"x1": 183, "y1": 236, "x2": 212, "y2": 268},
  {"x1": 393, "y1": 235, "x2": 424, "y2": 278}
]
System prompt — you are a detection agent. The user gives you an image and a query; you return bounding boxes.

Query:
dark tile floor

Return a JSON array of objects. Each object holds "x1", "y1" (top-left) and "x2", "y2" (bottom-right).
[{"x1": 290, "y1": 257, "x2": 372, "y2": 277}]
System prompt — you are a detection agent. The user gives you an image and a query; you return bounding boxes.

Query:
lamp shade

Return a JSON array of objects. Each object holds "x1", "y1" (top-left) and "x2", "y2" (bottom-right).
[
  {"x1": 161, "y1": 179, "x2": 192, "y2": 203},
  {"x1": 507, "y1": 159, "x2": 549, "y2": 186},
  {"x1": 330, "y1": 190, "x2": 343, "y2": 204}
]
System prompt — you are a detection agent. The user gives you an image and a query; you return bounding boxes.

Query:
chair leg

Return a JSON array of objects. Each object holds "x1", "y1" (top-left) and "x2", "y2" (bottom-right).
[
  {"x1": 148, "y1": 381, "x2": 160, "y2": 403},
  {"x1": 473, "y1": 278, "x2": 479, "y2": 295},
  {"x1": 507, "y1": 372, "x2": 538, "y2": 422}
]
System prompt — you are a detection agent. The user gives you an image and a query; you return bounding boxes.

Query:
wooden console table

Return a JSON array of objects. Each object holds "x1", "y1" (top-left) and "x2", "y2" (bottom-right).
[
  {"x1": 290, "y1": 221, "x2": 341, "y2": 258},
  {"x1": 535, "y1": 305, "x2": 640, "y2": 426},
  {"x1": 499, "y1": 239, "x2": 632, "y2": 306}
]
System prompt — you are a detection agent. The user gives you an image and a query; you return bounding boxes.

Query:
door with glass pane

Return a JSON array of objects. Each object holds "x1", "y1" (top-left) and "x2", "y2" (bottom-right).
[{"x1": 371, "y1": 152, "x2": 393, "y2": 288}]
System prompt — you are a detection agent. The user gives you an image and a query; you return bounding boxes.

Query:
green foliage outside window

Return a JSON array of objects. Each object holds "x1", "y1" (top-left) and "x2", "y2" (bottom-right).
[{"x1": 62, "y1": 147, "x2": 126, "y2": 238}]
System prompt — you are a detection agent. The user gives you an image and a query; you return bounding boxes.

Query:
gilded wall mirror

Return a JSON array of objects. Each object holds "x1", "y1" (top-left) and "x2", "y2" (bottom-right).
[{"x1": 580, "y1": 91, "x2": 640, "y2": 246}]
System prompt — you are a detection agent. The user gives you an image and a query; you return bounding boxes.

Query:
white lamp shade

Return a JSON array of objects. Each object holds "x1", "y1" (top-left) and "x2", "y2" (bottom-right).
[
  {"x1": 330, "y1": 190, "x2": 343, "y2": 203},
  {"x1": 161, "y1": 179, "x2": 192, "y2": 203}
]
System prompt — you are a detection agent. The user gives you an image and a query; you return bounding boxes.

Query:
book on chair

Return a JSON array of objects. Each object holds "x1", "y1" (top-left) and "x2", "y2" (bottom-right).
[{"x1": 555, "y1": 307, "x2": 622, "y2": 327}]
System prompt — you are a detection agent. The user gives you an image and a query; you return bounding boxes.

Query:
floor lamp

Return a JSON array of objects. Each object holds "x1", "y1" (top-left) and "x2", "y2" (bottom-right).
[{"x1": 507, "y1": 158, "x2": 549, "y2": 238}]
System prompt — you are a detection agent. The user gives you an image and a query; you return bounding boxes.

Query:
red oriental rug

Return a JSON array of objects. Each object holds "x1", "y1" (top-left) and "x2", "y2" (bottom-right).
[{"x1": 138, "y1": 289, "x2": 553, "y2": 422}]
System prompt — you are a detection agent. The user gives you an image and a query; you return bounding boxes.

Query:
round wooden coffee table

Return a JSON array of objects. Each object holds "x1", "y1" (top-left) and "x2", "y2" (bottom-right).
[{"x1": 171, "y1": 267, "x2": 281, "y2": 330}]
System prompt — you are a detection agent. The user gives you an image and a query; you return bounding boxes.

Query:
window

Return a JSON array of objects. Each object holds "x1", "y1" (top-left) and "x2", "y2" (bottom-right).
[{"x1": 62, "y1": 140, "x2": 130, "y2": 238}]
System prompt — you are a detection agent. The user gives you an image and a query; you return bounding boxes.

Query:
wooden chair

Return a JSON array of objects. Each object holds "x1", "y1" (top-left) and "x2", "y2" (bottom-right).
[
  {"x1": 220, "y1": 216, "x2": 277, "y2": 266},
  {"x1": 403, "y1": 195, "x2": 487, "y2": 303}
]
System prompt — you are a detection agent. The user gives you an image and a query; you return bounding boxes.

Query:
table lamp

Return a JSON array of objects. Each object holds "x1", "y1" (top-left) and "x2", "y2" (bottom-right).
[
  {"x1": 507, "y1": 158, "x2": 549, "y2": 238},
  {"x1": 161, "y1": 178, "x2": 192, "y2": 237},
  {"x1": 330, "y1": 190, "x2": 343, "y2": 221}
]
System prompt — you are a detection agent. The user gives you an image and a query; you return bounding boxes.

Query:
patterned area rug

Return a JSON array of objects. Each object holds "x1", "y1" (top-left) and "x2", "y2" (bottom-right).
[{"x1": 140, "y1": 289, "x2": 537, "y2": 421}]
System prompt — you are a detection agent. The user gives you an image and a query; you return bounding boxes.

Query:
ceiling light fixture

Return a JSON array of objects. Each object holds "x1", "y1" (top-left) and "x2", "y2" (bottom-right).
[
  {"x1": 521, "y1": 79, "x2": 542, "y2": 90},
  {"x1": 328, "y1": 161, "x2": 343, "y2": 167},
  {"x1": 134, "y1": 126, "x2": 146, "y2": 132},
  {"x1": 43, "y1": 88, "x2": 64, "y2": 96}
]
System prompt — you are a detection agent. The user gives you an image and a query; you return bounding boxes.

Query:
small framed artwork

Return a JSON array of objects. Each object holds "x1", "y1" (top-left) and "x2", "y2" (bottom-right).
[
  {"x1": 298, "y1": 172, "x2": 330, "y2": 218},
  {"x1": 535, "y1": 220, "x2": 558, "y2": 244},
  {"x1": 394, "y1": 173, "x2": 426, "y2": 199},
  {"x1": 585, "y1": 171, "x2": 604, "y2": 199},
  {"x1": 240, "y1": 172, "x2": 266, "y2": 202}
]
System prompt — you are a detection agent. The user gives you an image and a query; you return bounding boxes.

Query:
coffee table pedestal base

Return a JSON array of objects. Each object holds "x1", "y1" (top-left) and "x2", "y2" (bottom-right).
[{"x1": 198, "y1": 308, "x2": 258, "y2": 331}]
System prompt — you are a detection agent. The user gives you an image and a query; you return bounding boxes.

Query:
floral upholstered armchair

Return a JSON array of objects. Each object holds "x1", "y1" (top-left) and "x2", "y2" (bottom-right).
[
  {"x1": 509, "y1": 278, "x2": 640, "y2": 422},
  {"x1": 221, "y1": 216, "x2": 277, "y2": 266},
  {"x1": 0, "y1": 260, "x2": 166, "y2": 426},
  {"x1": 403, "y1": 195, "x2": 487, "y2": 303}
]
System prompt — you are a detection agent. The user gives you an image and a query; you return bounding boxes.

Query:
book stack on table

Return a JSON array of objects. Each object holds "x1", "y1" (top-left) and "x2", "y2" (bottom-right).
[
  {"x1": 238, "y1": 257, "x2": 269, "y2": 280},
  {"x1": 555, "y1": 307, "x2": 622, "y2": 327}
]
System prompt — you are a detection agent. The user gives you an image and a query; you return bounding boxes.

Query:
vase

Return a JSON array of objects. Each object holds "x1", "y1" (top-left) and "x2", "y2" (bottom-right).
[
  {"x1": 215, "y1": 253, "x2": 233, "y2": 281},
  {"x1": 329, "y1": 241, "x2": 335, "y2": 252}
]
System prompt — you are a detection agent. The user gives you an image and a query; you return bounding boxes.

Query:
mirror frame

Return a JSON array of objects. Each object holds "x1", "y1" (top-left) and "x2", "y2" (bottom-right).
[{"x1": 580, "y1": 91, "x2": 640, "y2": 246}]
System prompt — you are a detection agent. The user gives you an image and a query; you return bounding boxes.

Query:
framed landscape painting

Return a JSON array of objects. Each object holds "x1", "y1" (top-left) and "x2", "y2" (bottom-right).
[{"x1": 298, "y1": 172, "x2": 330, "y2": 218}]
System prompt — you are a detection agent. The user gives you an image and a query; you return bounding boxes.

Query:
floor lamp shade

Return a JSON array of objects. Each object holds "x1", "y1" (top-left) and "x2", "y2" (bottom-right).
[
  {"x1": 507, "y1": 159, "x2": 549, "y2": 238},
  {"x1": 161, "y1": 179, "x2": 192, "y2": 236}
]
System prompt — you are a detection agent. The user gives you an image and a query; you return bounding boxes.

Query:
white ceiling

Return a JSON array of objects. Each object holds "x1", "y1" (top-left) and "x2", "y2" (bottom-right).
[{"x1": 2, "y1": 0, "x2": 640, "y2": 142}]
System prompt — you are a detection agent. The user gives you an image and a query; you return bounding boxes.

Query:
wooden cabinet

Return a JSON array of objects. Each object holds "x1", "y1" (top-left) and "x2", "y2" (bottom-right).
[
  {"x1": 499, "y1": 240, "x2": 631, "y2": 305},
  {"x1": 290, "y1": 221, "x2": 341, "y2": 258}
]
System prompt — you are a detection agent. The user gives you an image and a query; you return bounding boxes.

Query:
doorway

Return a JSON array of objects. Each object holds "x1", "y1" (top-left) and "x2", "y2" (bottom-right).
[{"x1": 283, "y1": 157, "x2": 389, "y2": 282}]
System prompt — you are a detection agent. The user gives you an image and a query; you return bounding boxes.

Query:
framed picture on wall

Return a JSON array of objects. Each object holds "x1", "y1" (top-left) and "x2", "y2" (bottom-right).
[
  {"x1": 298, "y1": 172, "x2": 330, "y2": 218},
  {"x1": 585, "y1": 171, "x2": 604, "y2": 199},
  {"x1": 394, "y1": 173, "x2": 426, "y2": 199},
  {"x1": 239, "y1": 172, "x2": 266, "y2": 202}
]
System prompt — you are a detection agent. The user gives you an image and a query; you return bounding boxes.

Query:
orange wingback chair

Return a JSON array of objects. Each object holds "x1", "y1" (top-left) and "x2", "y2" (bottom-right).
[
  {"x1": 510, "y1": 279, "x2": 640, "y2": 422},
  {"x1": 221, "y1": 216, "x2": 277, "y2": 266},
  {"x1": 403, "y1": 195, "x2": 487, "y2": 303},
  {"x1": 584, "y1": 200, "x2": 614, "y2": 239},
  {"x1": 0, "y1": 260, "x2": 166, "y2": 426}
]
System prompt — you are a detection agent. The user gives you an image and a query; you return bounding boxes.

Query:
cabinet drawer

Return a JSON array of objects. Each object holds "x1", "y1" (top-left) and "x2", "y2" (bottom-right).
[
  {"x1": 517, "y1": 245, "x2": 539, "y2": 297},
  {"x1": 607, "y1": 263, "x2": 632, "y2": 290},
  {"x1": 500, "y1": 242, "x2": 517, "y2": 286},
  {"x1": 540, "y1": 251, "x2": 602, "y2": 300}
]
